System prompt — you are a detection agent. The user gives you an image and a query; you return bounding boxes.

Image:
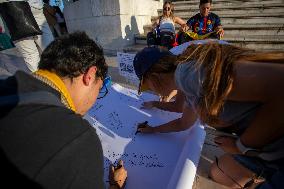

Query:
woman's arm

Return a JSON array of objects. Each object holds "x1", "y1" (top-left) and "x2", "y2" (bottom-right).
[
  {"x1": 228, "y1": 61, "x2": 284, "y2": 148},
  {"x1": 138, "y1": 103, "x2": 197, "y2": 133},
  {"x1": 174, "y1": 16, "x2": 186, "y2": 25},
  {"x1": 174, "y1": 16, "x2": 188, "y2": 31},
  {"x1": 142, "y1": 90, "x2": 185, "y2": 113}
]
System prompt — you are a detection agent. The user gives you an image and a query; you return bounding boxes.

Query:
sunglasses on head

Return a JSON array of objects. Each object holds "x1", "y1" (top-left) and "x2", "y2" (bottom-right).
[
  {"x1": 163, "y1": 7, "x2": 171, "y2": 11},
  {"x1": 97, "y1": 76, "x2": 111, "y2": 99}
]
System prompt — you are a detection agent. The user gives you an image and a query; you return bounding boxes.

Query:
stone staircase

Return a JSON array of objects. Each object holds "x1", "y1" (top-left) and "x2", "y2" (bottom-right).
[{"x1": 124, "y1": 0, "x2": 284, "y2": 52}]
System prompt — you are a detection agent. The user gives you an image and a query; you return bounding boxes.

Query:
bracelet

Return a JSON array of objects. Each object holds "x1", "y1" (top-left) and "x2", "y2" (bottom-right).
[{"x1": 236, "y1": 138, "x2": 257, "y2": 154}]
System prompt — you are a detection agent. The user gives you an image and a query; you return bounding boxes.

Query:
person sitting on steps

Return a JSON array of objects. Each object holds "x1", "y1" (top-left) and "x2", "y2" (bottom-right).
[
  {"x1": 178, "y1": 0, "x2": 225, "y2": 44},
  {"x1": 147, "y1": 1, "x2": 187, "y2": 49}
]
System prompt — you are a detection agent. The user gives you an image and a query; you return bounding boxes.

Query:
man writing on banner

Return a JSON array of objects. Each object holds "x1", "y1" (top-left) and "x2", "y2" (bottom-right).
[{"x1": 0, "y1": 32, "x2": 127, "y2": 189}]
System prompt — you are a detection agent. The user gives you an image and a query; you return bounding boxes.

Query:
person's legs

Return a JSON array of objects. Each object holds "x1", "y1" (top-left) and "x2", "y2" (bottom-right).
[
  {"x1": 210, "y1": 154, "x2": 266, "y2": 188},
  {"x1": 32, "y1": 8, "x2": 54, "y2": 51},
  {"x1": 53, "y1": 24, "x2": 62, "y2": 37},
  {"x1": 59, "y1": 22, "x2": 68, "y2": 35},
  {"x1": 15, "y1": 7, "x2": 53, "y2": 72},
  {"x1": 160, "y1": 32, "x2": 175, "y2": 49},
  {"x1": 15, "y1": 37, "x2": 40, "y2": 72}
]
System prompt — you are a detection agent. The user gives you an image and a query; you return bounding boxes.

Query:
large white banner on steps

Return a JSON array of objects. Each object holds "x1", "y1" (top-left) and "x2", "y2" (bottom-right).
[{"x1": 85, "y1": 83, "x2": 206, "y2": 189}]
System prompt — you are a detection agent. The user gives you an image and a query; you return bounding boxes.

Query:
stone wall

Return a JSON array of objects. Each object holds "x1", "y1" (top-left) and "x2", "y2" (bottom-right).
[{"x1": 63, "y1": 0, "x2": 163, "y2": 53}]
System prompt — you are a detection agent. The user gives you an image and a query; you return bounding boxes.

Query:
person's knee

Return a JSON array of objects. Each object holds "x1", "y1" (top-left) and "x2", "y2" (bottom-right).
[{"x1": 209, "y1": 161, "x2": 218, "y2": 181}]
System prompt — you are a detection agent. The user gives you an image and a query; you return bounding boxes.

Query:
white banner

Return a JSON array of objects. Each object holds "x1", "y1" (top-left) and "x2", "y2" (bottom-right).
[{"x1": 86, "y1": 83, "x2": 206, "y2": 189}]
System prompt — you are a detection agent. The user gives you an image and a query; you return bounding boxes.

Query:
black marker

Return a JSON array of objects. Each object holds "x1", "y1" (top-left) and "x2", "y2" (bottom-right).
[{"x1": 135, "y1": 121, "x2": 148, "y2": 135}]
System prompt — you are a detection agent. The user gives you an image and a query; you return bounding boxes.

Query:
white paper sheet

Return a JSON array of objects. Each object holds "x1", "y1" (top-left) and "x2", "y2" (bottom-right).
[
  {"x1": 116, "y1": 52, "x2": 139, "y2": 86},
  {"x1": 86, "y1": 84, "x2": 206, "y2": 189}
]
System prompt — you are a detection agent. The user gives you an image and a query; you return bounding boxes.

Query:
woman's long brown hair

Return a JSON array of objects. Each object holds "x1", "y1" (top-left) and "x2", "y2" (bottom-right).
[
  {"x1": 177, "y1": 43, "x2": 284, "y2": 124},
  {"x1": 160, "y1": 1, "x2": 175, "y2": 20},
  {"x1": 147, "y1": 43, "x2": 284, "y2": 125}
]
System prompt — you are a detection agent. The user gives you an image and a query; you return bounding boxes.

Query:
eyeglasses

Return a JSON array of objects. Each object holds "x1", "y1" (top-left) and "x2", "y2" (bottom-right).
[
  {"x1": 97, "y1": 76, "x2": 111, "y2": 99},
  {"x1": 163, "y1": 7, "x2": 171, "y2": 11}
]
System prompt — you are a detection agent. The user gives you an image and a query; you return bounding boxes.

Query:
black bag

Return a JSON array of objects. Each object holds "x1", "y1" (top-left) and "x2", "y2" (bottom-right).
[
  {"x1": 0, "y1": 1, "x2": 42, "y2": 41},
  {"x1": 160, "y1": 32, "x2": 175, "y2": 50}
]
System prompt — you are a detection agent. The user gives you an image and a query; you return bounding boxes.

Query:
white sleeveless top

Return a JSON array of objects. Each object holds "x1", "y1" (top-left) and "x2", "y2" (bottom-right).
[{"x1": 159, "y1": 17, "x2": 175, "y2": 33}]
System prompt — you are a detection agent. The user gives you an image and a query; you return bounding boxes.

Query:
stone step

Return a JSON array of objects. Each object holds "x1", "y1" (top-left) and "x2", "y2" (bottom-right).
[
  {"x1": 133, "y1": 34, "x2": 284, "y2": 51},
  {"x1": 215, "y1": 16, "x2": 284, "y2": 25},
  {"x1": 168, "y1": 2, "x2": 284, "y2": 11},
  {"x1": 123, "y1": 44, "x2": 146, "y2": 53},
  {"x1": 223, "y1": 25, "x2": 284, "y2": 35},
  {"x1": 135, "y1": 33, "x2": 284, "y2": 42},
  {"x1": 143, "y1": 24, "x2": 284, "y2": 36},
  {"x1": 138, "y1": 0, "x2": 284, "y2": 52},
  {"x1": 170, "y1": 8, "x2": 284, "y2": 16},
  {"x1": 224, "y1": 34, "x2": 284, "y2": 42},
  {"x1": 229, "y1": 41, "x2": 284, "y2": 50},
  {"x1": 162, "y1": 4, "x2": 284, "y2": 16},
  {"x1": 172, "y1": 0, "x2": 284, "y2": 6},
  {"x1": 151, "y1": 13, "x2": 284, "y2": 25},
  {"x1": 155, "y1": 11, "x2": 284, "y2": 19},
  {"x1": 124, "y1": 41, "x2": 283, "y2": 53}
]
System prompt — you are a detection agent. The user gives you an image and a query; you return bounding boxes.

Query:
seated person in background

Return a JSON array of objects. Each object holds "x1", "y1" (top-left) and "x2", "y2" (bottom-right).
[
  {"x1": 178, "y1": 0, "x2": 224, "y2": 44},
  {"x1": 0, "y1": 32, "x2": 127, "y2": 189},
  {"x1": 147, "y1": 1, "x2": 186, "y2": 49},
  {"x1": 133, "y1": 45, "x2": 284, "y2": 189}
]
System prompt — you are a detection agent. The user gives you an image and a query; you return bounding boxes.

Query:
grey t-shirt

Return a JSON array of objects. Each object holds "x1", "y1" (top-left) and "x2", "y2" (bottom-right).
[{"x1": 175, "y1": 61, "x2": 260, "y2": 129}]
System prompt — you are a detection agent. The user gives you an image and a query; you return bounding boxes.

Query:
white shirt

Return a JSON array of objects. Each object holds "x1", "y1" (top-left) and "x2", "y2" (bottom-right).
[
  {"x1": 27, "y1": 0, "x2": 43, "y2": 9},
  {"x1": 159, "y1": 17, "x2": 175, "y2": 33}
]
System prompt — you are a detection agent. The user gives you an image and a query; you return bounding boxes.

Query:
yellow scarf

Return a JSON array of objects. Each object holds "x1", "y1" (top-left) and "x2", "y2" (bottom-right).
[{"x1": 34, "y1": 70, "x2": 76, "y2": 112}]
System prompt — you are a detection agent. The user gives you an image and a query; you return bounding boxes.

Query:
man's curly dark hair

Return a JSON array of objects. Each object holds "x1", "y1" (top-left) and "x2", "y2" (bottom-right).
[{"x1": 39, "y1": 32, "x2": 108, "y2": 80}]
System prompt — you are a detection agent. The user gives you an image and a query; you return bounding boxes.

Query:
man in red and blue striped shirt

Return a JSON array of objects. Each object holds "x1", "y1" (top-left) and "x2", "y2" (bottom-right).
[{"x1": 187, "y1": 0, "x2": 224, "y2": 37}]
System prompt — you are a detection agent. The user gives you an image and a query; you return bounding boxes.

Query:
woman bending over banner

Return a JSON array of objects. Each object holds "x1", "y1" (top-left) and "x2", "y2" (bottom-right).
[{"x1": 133, "y1": 45, "x2": 284, "y2": 188}]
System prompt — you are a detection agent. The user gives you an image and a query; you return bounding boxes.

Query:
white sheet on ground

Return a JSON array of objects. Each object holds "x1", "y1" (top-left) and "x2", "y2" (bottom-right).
[{"x1": 85, "y1": 83, "x2": 206, "y2": 189}]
